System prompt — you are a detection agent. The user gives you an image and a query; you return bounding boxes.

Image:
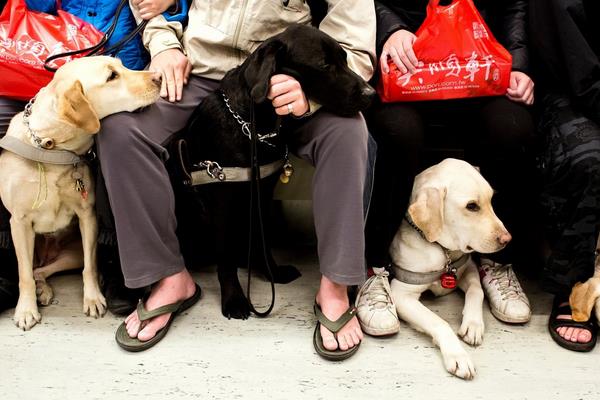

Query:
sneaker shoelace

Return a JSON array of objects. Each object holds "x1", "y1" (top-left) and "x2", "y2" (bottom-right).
[
  {"x1": 487, "y1": 263, "x2": 527, "y2": 302},
  {"x1": 365, "y1": 270, "x2": 393, "y2": 310}
]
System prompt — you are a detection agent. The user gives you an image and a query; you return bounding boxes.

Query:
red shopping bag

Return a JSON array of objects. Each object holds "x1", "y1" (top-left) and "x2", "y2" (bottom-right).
[
  {"x1": 0, "y1": 0, "x2": 104, "y2": 100},
  {"x1": 378, "y1": 0, "x2": 512, "y2": 102}
]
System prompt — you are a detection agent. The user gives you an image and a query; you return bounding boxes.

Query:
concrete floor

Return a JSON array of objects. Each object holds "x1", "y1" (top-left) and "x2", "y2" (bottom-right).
[{"x1": 1, "y1": 245, "x2": 599, "y2": 400}]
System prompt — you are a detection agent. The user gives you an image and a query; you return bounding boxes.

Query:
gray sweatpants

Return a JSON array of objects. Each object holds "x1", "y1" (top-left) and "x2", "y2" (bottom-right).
[{"x1": 97, "y1": 76, "x2": 369, "y2": 288}]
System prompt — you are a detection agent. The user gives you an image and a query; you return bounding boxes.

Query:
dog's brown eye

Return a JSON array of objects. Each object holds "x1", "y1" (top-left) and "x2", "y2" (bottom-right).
[
  {"x1": 107, "y1": 71, "x2": 119, "y2": 82},
  {"x1": 466, "y1": 202, "x2": 480, "y2": 212}
]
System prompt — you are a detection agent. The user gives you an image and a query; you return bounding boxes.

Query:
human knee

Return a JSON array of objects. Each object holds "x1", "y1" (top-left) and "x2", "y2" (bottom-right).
[
  {"x1": 96, "y1": 114, "x2": 143, "y2": 162},
  {"x1": 370, "y1": 104, "x2": 425, "y2": 149},
  {"x1": 324, "y1": 115, "x2": 369, "y2": 160}
]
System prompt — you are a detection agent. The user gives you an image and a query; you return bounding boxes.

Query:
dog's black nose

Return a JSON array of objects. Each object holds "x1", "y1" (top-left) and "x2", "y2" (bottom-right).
[{"x1": 361, "y1": 85, "x2": 376, "y2": 98}]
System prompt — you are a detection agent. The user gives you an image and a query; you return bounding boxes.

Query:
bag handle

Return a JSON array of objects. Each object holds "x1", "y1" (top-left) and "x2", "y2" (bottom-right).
[
  {"x1": 428, "y1": 0, "x2": 460, "y2": 9},
  {"x1": 43, "y1": 0, "x2": 147, "y2": 72}
]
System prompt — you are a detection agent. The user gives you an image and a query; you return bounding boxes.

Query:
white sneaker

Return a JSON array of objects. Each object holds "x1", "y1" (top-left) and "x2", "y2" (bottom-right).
[
  {"x1": 355, "y1": 267, "x2": 400, "y2": 336},
  {"x1": 479, "y1": 258, "x2": 531, "y2": 323}
]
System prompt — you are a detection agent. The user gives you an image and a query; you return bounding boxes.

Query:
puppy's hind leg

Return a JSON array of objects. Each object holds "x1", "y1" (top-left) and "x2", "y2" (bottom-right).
[
  {"x1": 78, "y1": 212, "x2": 106, "y2": 318},
  {"x1": 391, "y1": 280, "x2": 476, "y2": 380},
  {"x1": 34, "y1": 238, "x2": 84, "y2": 305},
  {"x1": 457, "y1": 261, "x2": 485, "y2": 346},
  {"x1": 10, "y1": 218, "x2": 41, "y2": 330}
]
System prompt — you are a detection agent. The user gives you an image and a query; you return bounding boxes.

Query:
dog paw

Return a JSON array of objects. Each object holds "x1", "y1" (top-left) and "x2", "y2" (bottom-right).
[
  {"x1": 222, "y1": 292, "x2": 251, "y2": 320},
  {"x1": 440, "y1": 338, "x2": 475, "y2": 380},
  {"x1": 443, "y1": 349, "x2": 475, "y2": 380},
  {"x1": 14, "y1": 306, "x2": 42, "y2": 331},
  {"x1": 83, "y1": 293, "x2": 107, "y2": 318},
  {"x1": 458, "y1": 318, "x2": 485, "y2": 346},
  {"x1": 35, "y1": 280, "x2": 54, "y2": 306}
]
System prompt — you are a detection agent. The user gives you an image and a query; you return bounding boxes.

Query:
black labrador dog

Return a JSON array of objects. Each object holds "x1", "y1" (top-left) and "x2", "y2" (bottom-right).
[{"x1": 176, "y1": 24, "x2": 375, "y2": 319}]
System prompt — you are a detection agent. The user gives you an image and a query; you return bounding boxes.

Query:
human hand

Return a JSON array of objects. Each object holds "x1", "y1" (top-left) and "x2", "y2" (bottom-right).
[
  {"x1": 131, "y1": 0, "x2": 176, "y2": 20},
  {"x1": 149, "y1": 48, "x2": 192, "y2": 102},
  {"x1": 267, "y1": 74, "x2": 309, "y2": 117},
  {"x1": 506, "y1": 71, "x2": 534, "y2": 105},
  {"x1": 380, "y1": 29, "x2": 419, "y2": 74}
]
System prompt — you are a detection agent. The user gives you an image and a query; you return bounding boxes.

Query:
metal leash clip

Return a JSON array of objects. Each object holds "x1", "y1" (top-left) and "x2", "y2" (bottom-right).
[{"x1": 197, "y1": 160, "x2": 226, "y2": 181}]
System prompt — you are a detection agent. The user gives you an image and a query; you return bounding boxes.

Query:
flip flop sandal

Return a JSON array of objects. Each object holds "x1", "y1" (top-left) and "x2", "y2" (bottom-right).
[
  {"x1": 313, "y1": 302, "x2": 361, "y2": 361},
  {"x1": 548, "y1": 296, "x2": 598, "y2": 352},
  {"x1": 115, "y1": 283, "x2": 202, "y2": 352}
]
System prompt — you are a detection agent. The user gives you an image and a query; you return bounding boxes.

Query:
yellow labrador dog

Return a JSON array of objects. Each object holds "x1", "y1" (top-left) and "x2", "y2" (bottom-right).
[
  {"x1": 0, "y1": 56, "x2": 160, "y2": 330},
  {"x1": 389, "y1": 158, "x2": 511, "y2": 379}
]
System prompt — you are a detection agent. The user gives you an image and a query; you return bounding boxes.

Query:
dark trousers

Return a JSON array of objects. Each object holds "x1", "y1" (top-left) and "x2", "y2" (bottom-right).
[
  {"x1": 365, "y1": 96, "x2": 537, "y2": 268},
  {"x1": 539, "y1": 95, "x2": 600, "y2": 296},
  {"x1": 0, "y1": 98, "x2": 25, "y2": 250}
]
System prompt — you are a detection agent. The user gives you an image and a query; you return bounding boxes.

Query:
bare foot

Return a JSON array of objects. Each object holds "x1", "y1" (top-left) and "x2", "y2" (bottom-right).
[
  {"x1": 315, "y1": 275, "x2": 363, "y2": 351},
  {"x1": 124, "y1": 269, "x2": 196, "y2": 342},
  {"x1": 556, "y1": 302, "x2": 593, "y2": 343}
]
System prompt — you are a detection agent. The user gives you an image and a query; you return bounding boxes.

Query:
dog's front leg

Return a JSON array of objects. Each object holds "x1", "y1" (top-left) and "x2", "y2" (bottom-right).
[
  {"x1": 457, "y1": 261, "x2": 485, "y2": 346},
  {"x1": 78, "y1": 211, "x2": 106, "y2": 318},
  {"x1": 391, "y1": 280, "x2": 476, "y2": 380},
  {"x1": 10, "y1": 218, "x2": 41, "y2": 330}
]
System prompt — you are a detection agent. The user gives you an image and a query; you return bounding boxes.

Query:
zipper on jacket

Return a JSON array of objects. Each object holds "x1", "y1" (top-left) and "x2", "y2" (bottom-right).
[{"x1": 232, "y1": 0, "x2": 249, "y2": 56}]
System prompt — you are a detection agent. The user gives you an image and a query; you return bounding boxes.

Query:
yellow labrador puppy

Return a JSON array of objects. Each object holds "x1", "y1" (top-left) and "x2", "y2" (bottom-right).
[
  {"x1": 0, "y1": 56, "x2": 160, "y2": 330},
  {"x1": 389, "y1": 158, "x2": 511, "y2": 380}
]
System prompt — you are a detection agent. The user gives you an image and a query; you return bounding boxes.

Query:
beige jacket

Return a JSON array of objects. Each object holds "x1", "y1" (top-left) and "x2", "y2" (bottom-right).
[{"x1": 136, "y1": 0, "x2": 376, "y2": 82}]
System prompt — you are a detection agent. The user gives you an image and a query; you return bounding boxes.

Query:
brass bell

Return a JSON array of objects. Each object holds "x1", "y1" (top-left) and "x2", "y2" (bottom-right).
[{"x1": 279, "y1": 173, "x2": 290, "y2": 184}]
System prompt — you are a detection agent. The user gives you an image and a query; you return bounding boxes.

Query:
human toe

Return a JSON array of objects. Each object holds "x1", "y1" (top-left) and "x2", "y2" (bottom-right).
[{"x1": 320, "y1": 325, "x2": 338, "y2": 351}]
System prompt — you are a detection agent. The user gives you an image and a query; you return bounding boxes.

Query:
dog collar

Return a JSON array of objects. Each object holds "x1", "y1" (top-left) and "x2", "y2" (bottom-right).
[
  {"x1": 22, "y1": 98, "x2": 48, "y2": 148},
  {"x1": 221, "y1": 91, "x2": 280, "y2": 148},
  {"x1": 391, "y1": 253, "x2": 470, "y2": 285},
  {"x1": 392, "y1": 215, "x2": 470, "y2": 287}
]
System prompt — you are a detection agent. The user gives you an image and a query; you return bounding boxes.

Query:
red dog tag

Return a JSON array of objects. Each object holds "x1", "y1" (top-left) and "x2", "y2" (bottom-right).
[{"x1": 440, "y1": 272, "x2": 457, "y2": 289}]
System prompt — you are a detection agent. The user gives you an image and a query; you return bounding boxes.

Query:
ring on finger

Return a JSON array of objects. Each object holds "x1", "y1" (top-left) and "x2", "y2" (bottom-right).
[{"x1": 287, "y1": 103, "x2": 293, "y2": 114}]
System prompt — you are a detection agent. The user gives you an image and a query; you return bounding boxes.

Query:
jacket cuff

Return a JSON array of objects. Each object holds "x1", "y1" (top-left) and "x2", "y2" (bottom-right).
[
  {"x1": 377, "y1": 24, "x2": 409, "y2": 56},
  {"x1": 510, "y1": 49, "x2": 529, "y2": 75},
  {"x1": 147, "y1": 31, "x2": 183, "y2": 59},
  {"x1": 299, "y1": 100, "x2": 322, "y2": 118}
]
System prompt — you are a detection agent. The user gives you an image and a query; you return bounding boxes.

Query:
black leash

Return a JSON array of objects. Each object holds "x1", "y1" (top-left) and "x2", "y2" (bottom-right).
[
  {"x1": 245, "y1": 102, "x2": 277, "y2": 317},
  {"x1": 43, "y1": 0, "x2": 147, "y2": 72}
]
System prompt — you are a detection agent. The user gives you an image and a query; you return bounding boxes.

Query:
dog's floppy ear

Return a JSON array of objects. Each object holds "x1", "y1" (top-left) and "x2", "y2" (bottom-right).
[
  {"x1": 570, "y1": 278, "x2": 600, "y2": 322},
  {"x1": 244, "y1": 38, "x2": 286, "y2": 103},
  {"x1": 57, "y1": 80, "x2": 100, "y2": 134},
  {"x1": 408, "y1": 186, "x2": 446, "y2": 242}
]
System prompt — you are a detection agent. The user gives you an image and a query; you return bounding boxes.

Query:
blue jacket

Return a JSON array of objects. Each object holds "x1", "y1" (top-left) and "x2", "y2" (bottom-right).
[{"x1": 24, "y1": 0, "x2": 186, "y2": 70}]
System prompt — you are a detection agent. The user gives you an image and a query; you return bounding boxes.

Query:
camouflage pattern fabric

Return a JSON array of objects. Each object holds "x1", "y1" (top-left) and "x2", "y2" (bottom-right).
[{"x1": 539, "y1": 94, "x2": 600, "y2": 295}]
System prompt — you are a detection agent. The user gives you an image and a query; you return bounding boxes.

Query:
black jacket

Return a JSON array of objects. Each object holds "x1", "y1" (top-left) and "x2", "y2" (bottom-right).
[
  {"x1": 529, "y1": 0, "x2": 600, "y2": 123},
  {"x1": 375, "y1": 0, "x2": 529, "y2": 73}
]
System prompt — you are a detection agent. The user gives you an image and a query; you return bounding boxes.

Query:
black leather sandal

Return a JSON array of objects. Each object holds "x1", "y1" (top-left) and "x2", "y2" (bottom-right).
[{"x1": 548, "y1": 296, "x2": 598, "y2": 352}]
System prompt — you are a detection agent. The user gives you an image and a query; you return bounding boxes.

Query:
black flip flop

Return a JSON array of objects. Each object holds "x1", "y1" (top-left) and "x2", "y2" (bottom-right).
[
  {"x1": 115, "y1": 283, "x2": 202, "y2": 352},
  {"x1": 548, "y1": 296, "x2": 597, "y2": 352}
]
